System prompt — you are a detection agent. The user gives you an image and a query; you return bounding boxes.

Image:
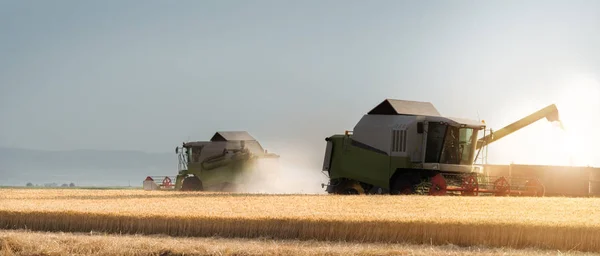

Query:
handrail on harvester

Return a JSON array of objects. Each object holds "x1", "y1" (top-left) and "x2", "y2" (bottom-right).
[{"x1": 476, "y1": 104, "x2": 561, "y2": 150}]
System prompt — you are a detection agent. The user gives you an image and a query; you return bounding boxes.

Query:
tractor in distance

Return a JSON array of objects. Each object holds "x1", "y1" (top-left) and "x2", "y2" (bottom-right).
[
  {"x1": 172, "y1": 131, "x2": 280, "y2": 191},
  {"x1": 321, "y1": 99, "x2": 561, "y2": 196}
]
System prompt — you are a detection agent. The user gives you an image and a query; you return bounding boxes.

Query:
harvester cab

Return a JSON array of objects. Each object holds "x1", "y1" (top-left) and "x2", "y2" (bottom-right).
[
  {"x1": 321, "y1": 99, "x2": 561, "y2": 196},
  {"x1": 173, "y1": 131, "x2": 280, "y2": 192}
]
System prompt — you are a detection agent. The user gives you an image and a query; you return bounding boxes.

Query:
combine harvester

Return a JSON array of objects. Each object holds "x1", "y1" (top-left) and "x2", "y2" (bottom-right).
[
  {"x1": 321, "y1": 99, "x2": 561, "y2": 196},
  {"x1": 145, "y1": 131, "x2": 280, "y2": 191}
]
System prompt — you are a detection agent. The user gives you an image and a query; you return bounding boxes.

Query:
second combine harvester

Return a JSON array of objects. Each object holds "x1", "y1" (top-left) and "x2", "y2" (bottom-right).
[
  {"x1": 174, "y1": 131, "x2": 280, "y2": 191},
  {"x1": 321, "y1": 99, "x2": 561, "y2": 196}
]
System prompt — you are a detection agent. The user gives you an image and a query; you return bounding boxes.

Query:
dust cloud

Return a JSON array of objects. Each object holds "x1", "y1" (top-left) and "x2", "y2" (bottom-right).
[{"x1": 233, "y1": 148, "x2": 329, "y2": 194}]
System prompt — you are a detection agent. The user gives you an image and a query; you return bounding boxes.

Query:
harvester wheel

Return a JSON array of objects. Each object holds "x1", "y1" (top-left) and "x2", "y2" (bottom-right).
[
  {"x1": 336, "y1": 181, "x2": 364, "y2": 195},
  {"x1": 390, "y1": 178, "x2": 414, "y2": 195},
  {"x1": 429, "y1": 174, "x2": 447, "y2": 196},
  {"x1": 341, "y1": 187, "x2": 361, "y2": 195},
  {"x1": 181, "y1": 176, "x2": 203, "y2": 191}
]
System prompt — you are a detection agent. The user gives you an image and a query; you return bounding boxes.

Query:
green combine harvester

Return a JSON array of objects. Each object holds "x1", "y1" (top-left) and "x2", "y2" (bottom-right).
[
  {"x1": 321, "y1": 99, "x2": 561, "y2": 196},
  {"x1": 172, "y1": 131, "x2": 280, "y2": 191}
]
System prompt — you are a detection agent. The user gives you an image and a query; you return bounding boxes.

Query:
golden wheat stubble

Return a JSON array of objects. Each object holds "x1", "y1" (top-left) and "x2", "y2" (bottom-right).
[{"x1": 0, "y1": 189, "x2": 599, "y2": 252}]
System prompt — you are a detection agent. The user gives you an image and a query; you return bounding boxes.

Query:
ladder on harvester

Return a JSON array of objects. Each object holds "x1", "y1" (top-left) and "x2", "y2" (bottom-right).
[{"x1": 474, "y1": 128, "x2": 492, "y2": 165}]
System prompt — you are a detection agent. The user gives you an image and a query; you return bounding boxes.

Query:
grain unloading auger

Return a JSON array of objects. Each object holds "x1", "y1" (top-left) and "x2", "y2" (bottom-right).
[{"x1": 321, "y1": 99, "x2": 561, "y2": 196}]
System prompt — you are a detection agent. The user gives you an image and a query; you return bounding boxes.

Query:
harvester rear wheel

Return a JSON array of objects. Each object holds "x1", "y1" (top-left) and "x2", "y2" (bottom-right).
[{"x1": 181, "y1": 176, "x2": 203, "y2": 191}]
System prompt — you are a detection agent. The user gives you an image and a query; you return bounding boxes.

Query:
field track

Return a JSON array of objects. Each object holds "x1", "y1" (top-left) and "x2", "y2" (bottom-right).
[{"x1": 1, "y1": 189, "x2": 599, "y2": 253}]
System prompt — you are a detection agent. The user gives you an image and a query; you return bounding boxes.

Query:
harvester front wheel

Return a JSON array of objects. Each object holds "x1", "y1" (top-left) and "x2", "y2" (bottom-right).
[
  {"x1": 181, "y1": 176, "x2": 203, "y2": 191},
  {"x1": 336, "y1": 181, "x2": 364, "y2": 195},
  {"x1": 390, "y1": 178, "x2": 414, "y2": 195}
]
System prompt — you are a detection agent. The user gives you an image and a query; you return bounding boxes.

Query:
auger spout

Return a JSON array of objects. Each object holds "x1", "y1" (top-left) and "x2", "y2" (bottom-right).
[{"x1": 476, "y1": 104, "x2": 561, "y2": 149}]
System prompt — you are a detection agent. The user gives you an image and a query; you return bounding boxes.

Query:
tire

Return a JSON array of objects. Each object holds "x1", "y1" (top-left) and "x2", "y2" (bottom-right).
[
  {"x1": 181, "y1": 176, "x2": 203, "y2": 191},
  {"x1": 336, "y1": 181, "x2": 364, "y2": 195},
  {"x1": 390, "y1": 178, "x2": 414, "y2": 195}
]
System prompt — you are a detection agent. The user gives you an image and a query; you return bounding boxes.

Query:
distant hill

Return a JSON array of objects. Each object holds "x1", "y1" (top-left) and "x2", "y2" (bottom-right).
[{"x1": 0, "y1": 147, "x2": 175, "y2": 187}]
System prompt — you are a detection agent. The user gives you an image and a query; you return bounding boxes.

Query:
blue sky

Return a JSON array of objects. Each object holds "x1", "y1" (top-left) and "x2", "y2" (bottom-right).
[{"x1": 1, "y1": 0, "x2": 599, "y2": 168}]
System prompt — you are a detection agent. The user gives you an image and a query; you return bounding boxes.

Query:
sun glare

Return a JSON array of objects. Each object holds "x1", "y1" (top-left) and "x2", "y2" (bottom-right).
[{"x1": 551, "y1": 74, "x2": 600, "y2": 166}]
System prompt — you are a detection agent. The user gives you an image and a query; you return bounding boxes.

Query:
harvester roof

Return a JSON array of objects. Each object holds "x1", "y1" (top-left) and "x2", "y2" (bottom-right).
[
  {"x1": 365, "y1": 99, "x2": 484, "y2": 128},
  {"x1": 368, "y1": 99, "x2": 441, "y2": 116},
  {"x1": 210, "y1": 131, "x2": 256, "y2": 141},
  {"x1": 182, "y1": 131, "x2": 259, "y2": 148}
]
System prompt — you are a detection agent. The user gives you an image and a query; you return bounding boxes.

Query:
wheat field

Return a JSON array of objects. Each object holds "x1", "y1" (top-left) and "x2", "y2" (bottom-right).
[
  {"x1": 1, "y1": 189, "x2": 599, "y2": 253},
  {"x1": 2, "y1": 230, "x2": 596, "y2": 256}
]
